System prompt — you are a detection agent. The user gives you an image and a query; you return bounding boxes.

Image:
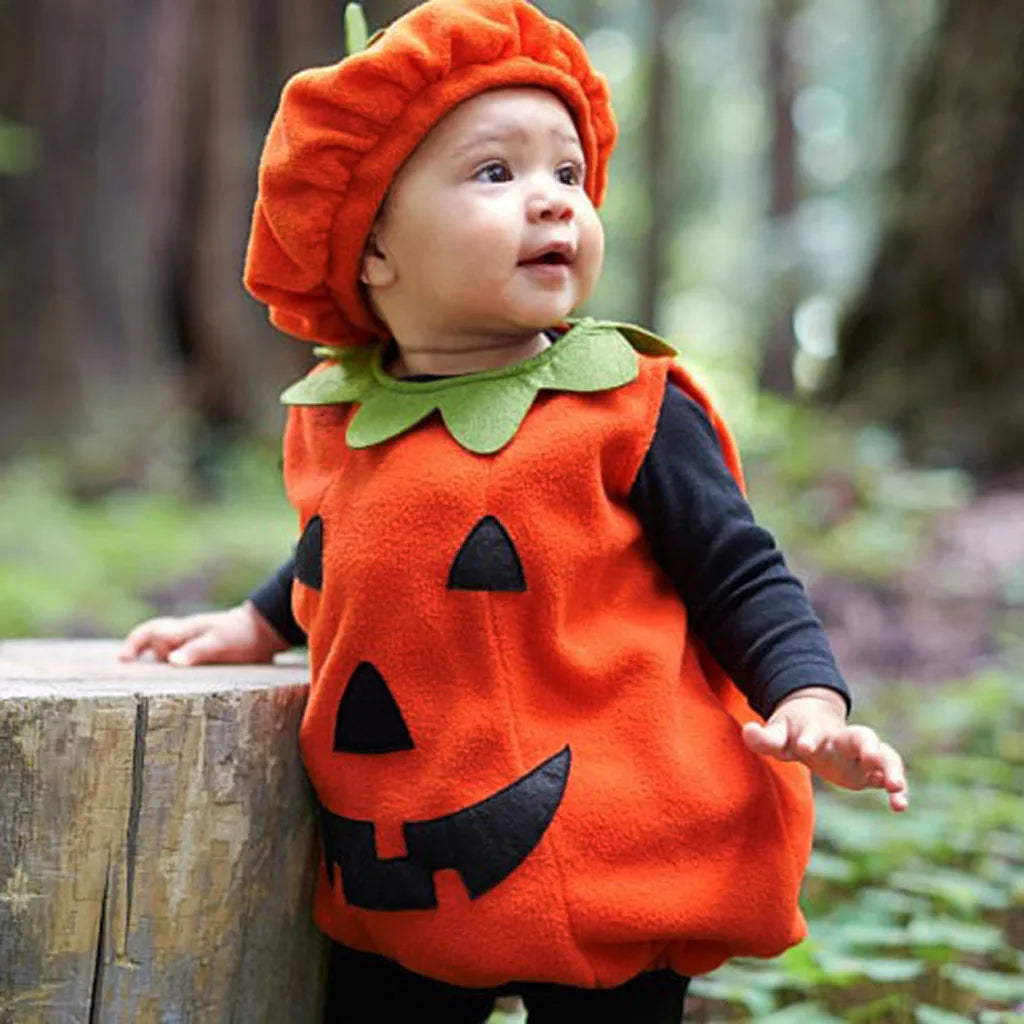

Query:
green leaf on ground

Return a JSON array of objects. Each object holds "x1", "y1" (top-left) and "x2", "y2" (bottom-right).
[{"x1": 942, "y1": 965, "x2": 1024, "y2": 1002}]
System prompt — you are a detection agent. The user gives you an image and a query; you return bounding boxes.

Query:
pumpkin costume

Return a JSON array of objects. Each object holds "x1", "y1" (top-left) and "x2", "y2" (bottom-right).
[
  {"x1": 279, "y1": 320, "x2": 819, "y2": 987},
  {"x1": 241, "y1": 0, "x2": 849, "y2": 999}
]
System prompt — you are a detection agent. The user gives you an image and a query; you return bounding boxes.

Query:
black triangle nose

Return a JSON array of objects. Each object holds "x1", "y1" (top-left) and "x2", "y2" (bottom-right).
[
  {"x1": 447, "y1": 516, "x2": 526, "y2": 592},
  {"x1": 335, "y1": 661, "x2": 415, "y2": 753}
]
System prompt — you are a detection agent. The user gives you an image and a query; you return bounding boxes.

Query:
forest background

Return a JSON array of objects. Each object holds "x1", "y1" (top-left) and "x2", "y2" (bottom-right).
[{"x1": 1, "y1": 0, "x2": 1022, "y2": 1018}]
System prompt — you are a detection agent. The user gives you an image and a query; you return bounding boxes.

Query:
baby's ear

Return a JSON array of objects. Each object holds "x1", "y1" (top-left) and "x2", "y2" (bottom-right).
[{"x1": 359, "y1": 232, "x2": 396, "y2": 288}]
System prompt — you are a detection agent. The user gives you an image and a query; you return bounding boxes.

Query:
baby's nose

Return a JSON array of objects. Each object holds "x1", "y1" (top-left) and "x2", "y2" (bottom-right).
[{"x1": 527, "y1": 192, "x2": 574, "y2": 222}]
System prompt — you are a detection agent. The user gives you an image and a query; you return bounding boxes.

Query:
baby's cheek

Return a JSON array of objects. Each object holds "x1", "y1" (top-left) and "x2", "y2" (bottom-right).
[{"x1": 577, "y1": 218, "x2": 604, "y2": 288}]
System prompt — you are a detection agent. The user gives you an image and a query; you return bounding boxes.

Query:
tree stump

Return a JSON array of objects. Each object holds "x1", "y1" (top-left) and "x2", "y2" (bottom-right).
[{"x1": 0, "y1": 640, "x2": 325, "y2": 1024}]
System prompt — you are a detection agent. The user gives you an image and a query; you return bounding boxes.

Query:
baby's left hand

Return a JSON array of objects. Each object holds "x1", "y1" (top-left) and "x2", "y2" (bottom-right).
[{"x1": 742, "y1": 687, "x2": 909, "y2": 812}]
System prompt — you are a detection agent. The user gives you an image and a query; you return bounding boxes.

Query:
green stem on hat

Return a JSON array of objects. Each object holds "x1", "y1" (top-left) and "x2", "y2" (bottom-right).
[{"x1": 344, "y1": 3, "x2": 369, "y2": 55}]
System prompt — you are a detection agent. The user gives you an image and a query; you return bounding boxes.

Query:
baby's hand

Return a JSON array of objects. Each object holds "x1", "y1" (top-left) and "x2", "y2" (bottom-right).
[
  {"x1": 742, "y1": 687, "x2": 909, "y2": 813},
  {"x1": 118, "y1": 602, "x2": 290, "y2": 667}
]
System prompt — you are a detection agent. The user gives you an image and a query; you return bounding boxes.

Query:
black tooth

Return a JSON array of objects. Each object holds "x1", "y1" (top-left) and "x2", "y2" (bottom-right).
[{"x1": 318, "y1": 746, "x2": 571, "y2": 911}]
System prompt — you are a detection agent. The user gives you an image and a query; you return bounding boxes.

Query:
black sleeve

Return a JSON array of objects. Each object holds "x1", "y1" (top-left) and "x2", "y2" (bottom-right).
[
  {"x1": 629, "y1": 382, "x2": 851, "y2": 720},
  {"x1": 247, "y1": 557, "x2": 306, "y2": 647}
]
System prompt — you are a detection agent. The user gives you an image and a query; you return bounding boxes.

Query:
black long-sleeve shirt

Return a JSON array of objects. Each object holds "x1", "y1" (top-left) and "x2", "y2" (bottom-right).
[{"x1": 250, "y1": 381, "x2": 850, "y2": 720}]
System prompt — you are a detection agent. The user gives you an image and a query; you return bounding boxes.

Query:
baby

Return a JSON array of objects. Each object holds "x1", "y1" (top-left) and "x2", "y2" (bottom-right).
[{"x1": 121, "y1": 2, "x2": 907, "y2": 1021}]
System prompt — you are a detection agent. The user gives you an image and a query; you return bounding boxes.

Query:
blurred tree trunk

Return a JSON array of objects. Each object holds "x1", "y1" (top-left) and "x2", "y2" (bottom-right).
[
  {"x1": 366, "y1": 1, "x2": 419, "y2": 28},
  {"x1": 828, "y1": 0, "x2": 1024, "y2": 476},
  {"x1": 639, "y1": 0, "x2": 676, "y2": 332},
  {"x1": 551, "y1": 1, "x2": 597, "y2": 39},
  {"x1": 758, "y1": 0, "x2": 802, "y2": 397},
  {"x1": 0, "y1": 0, "x2": 348, "y2": 490}
]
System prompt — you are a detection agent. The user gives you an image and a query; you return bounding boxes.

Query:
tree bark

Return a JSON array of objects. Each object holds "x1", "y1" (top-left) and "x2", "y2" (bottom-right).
[
  {"x1": 827, "y1": 0, "x2": 1024, "y2": 476},
  {"x1": 0, "y1": 640, "x2": 322, "y2": 1024},
  {"x1": 0, "y1": 0, "x2": 339, "y2": 485},
  {"x1": 638, "y1": 0, "x2": 676, "y2": 332},
  {"x1": 758, "y1": 0, "x2": 802, "y2": 397},
  {"x1": 365, "y1": 0, "x2": 420, "y2": 27}
]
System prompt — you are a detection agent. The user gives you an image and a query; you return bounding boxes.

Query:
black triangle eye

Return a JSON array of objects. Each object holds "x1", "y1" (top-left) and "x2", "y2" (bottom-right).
[
  {"x1": 447, "y1": 516, "x2": 526, "y2": 592},
  {"x1": 335, "y1": 661, "x2": 414, "y2": 753},
  {"x1": 295, "y1": 515, "x2": 323, "y2": 590}
]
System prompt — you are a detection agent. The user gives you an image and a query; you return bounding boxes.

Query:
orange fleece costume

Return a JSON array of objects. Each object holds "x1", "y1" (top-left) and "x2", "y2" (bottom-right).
[
  {"x1": 244, "y1": 0, "x2": 813, "y2": 990},
  {"x1": 281, "y1": 324, "x2": 813, "y2": 988}
]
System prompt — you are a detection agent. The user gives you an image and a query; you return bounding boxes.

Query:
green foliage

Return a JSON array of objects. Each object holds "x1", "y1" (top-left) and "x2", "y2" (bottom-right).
[
  {"x1": 739, "y1": 395, "x2": 972, "y2": 582},
  {"x1": 0, "y1": 450, "x2": 295, "y2": 638},
  {"x1": 0, "y1": 116, "x2": 35, "y2": 175}
]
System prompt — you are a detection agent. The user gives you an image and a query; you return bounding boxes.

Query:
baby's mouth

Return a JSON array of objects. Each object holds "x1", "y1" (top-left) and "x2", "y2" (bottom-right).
[{"x1": 519, "y1": 246, "x2": 574, "y2": 267}]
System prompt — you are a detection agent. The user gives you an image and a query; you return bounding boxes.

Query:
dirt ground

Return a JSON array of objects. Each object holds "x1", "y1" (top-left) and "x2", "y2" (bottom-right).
[{"x1": 806, "y1": 490, "x2": 1024, "y2": 689}]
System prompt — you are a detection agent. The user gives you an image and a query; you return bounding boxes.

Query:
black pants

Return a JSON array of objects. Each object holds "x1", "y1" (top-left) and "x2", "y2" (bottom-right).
[{"x1": 324, "y1": 942, "x2": 690, "y2": 1024}]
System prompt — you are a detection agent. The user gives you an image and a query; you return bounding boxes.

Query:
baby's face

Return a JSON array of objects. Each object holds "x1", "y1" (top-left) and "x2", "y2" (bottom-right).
[{"x1": 362, "y1": 88, "x2": 604, "y2": 347}]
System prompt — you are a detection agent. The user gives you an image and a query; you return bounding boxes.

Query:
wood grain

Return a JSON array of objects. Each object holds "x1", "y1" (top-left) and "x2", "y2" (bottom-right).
[{"x1": 0, "y1": 640, "x2": 326, "y2": 1023}]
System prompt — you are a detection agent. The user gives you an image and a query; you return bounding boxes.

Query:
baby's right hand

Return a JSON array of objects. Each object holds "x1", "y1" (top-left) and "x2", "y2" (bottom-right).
[{"x1": 118, "y1": 601, "x2": 290, "y2": 667}]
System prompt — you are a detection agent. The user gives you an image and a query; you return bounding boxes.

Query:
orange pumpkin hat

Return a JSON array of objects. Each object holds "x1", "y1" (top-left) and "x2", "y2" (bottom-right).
[{"x1": 243, "y1": 0, "x2": 617, "y2": 347}]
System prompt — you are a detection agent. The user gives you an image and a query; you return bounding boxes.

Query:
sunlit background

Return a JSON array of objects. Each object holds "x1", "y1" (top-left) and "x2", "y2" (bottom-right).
[{"x1": 584, "y1": 0, "x2": 936, "y2": 404}]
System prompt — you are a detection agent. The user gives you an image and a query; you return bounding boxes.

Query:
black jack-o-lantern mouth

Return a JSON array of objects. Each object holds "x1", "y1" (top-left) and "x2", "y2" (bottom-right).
[
  {"x1": 306, "y1": 513, "x2": 569, "y2": 911},
  {"x1": 319, "y1": 746, "x2": 571, "y2": 911}
]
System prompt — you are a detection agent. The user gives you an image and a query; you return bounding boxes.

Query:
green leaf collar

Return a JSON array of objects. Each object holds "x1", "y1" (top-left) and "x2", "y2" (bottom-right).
[{"x1": 280, "y1": 319, "x2": 676, "y2": 455}]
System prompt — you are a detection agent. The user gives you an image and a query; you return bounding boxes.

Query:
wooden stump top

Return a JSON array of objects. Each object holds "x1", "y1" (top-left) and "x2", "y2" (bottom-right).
[{"x1": 0, "y1": 638, "x2": 310, "y2": 698}]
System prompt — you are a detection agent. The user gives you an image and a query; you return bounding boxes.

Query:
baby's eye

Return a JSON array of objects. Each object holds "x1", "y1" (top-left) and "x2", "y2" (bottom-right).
[
  {"x1": 556, "y1": 161, "x2": 584, "y2": 186},
  {"x1": 474, "y1": 160, "x2": 512, "y2": 184}
]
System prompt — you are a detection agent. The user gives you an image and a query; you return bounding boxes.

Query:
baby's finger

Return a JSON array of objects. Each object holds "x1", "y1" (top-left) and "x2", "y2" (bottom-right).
[
  {"x1": 858, "y1": 734, "x2": 909, "y2": 805},
  {"x1": 119, "y1": 618, "x2": 202, "y2": 662},
  {"x1": 877, "y1": 742, "x2": 908, "y2": 794},
  {"x1": 832, "y1": 724, "x2": 883, "y2": 770},
  {"x1": 885, "y1": 759, "x2": 910, "y2": 812},
  {"x1": 119, "y1": 623, "x2": 154, "y2": 660},
  {"x1": 742, "y1": 719, "x2": 794, "y2": 760},
  {"x1": 119, "y1": 619, "x2": 176, "y2": 661},
  {"x1": 889, "y1": 787, "x2": 909, "y2": 812},
  {"x1": 169, "y1": 630, "x2": 240, "y2": 667},
  {"x1": 791, "y1": 722, "x2": 827, "y2": 761}
]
